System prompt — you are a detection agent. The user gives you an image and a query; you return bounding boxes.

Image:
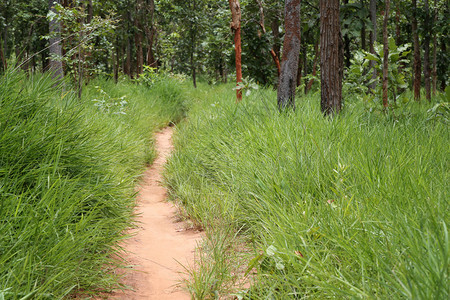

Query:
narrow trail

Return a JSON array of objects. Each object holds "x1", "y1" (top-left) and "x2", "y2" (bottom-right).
[{"x1": 111, "y1": 127, "x2": 202, "y2": 300}]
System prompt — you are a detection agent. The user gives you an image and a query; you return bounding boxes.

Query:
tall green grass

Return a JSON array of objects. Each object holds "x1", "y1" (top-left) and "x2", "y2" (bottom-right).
[
  {"x1": 165, "y1": 85, "x2": 449, "y2": 299},
  {"x1": 0, "y1": 70, "x2": 186, "y2": 298}
]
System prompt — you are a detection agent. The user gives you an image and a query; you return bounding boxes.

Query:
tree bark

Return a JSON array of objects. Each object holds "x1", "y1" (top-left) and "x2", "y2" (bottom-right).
[
  {"x1": 382, "y1": 0, "x2": 390, "y2": 108},
  {"x1": 271, "y1": 18, "x2": 281, "y2": 59},
  {"x1": 320, "y1": 0, "x2": 343, "y2": 115},
  {"x1": 423, "y1": 0, "x2": 431, "y2": 101},
  {"x1": 412, "y1": 0, "x2": 422, "y2": 101},
  {"x1": 87, "y1": 0, "x2": 93, "y2": 24},
  {"x1": 277, "y1": 0, "x2": 301, "y2": 111},
  {"x1": 306, "y1": 40, "x2": 319, "y2": 94},
  {"x1": 256, "y1": 0, "x2": 281, "y2": 77},
  {"x1": 361, "y1": 0, "x2": 366, "y2": 51},
  {"x1": 369, "y1": 0, "x2": 377, "y2": 91},
  {"x1": 134, "y1": 0, "x2": 144, "y2": 77},
  {"x1": 144, "y1": 0, "x2": 156, "y2": 68},
  {"x1": 432, "y1": 0, "x2": 438, "y2": 95},
  {"x1": 343, "y1": 0, "x2": 351, "y2": 69},
  {"x1": 229, "y1": 0, "x2": 243, "y2": 101},
  {"x1": 48, "y1": 0, "x2": 64, "y2": 81}
]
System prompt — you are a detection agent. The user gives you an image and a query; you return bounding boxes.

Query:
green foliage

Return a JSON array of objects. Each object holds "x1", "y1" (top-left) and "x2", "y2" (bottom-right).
[
  {"x1": 345, "y1": 38, "x2": 411, "y2": 105},
  {"x1": 0, "y1": 70, "x2": 186, "y2": 298},
  {"x1": 165, "y1": 84, "x2": 449, "y2": 299},
  {"x1": 45, "y1": 3, "x2": 116, "y2": 82}
]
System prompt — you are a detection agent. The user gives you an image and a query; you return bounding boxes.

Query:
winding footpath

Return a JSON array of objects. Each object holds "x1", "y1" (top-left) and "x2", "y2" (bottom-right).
[{"x1": 111, "y1": 127, "x2": 202, "y2": 299}]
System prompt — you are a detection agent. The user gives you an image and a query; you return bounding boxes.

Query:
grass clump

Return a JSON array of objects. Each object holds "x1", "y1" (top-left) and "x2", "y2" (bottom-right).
[
  {"x1": 165, "y1": 85, "x2": 449, "y2": 299},
  {"x1": 0, "y1": 70, "x2": 186, "y2": 298}
]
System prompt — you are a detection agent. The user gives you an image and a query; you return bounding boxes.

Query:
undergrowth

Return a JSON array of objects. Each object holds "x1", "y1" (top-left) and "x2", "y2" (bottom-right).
[
  {"x1": 165, "y1": 85, "x2": 449, "y2": 299},
  {"x1": 0, "y1": 70, "x2": 186, "y2": 299}
]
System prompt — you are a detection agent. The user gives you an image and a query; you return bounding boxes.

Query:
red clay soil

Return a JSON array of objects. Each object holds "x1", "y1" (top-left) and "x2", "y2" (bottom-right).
[{"x1": 110, "y1": 127, "x2": 202, "y2": 300}]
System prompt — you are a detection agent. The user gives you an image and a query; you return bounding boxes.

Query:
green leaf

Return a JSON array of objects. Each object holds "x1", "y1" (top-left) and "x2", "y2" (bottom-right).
[
  {"x1": 364, "y1": 53, "x2": 380, "y2": 62},
  {"x1": 244, "y1": 253, "x2": 264, "y2": 276}
]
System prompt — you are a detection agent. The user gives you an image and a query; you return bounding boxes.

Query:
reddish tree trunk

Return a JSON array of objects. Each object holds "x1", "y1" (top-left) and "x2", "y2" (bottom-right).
[
  {"x1": 320, "y1": 0, "x2": 343, "y2": 115},
  {"x1": 277, "y1": 0, "x2": 301, "y2": 111},
  {"x1": 382, "y1": 0, "x2": 390, "y2": 108},
  {"x1": 229, "y1": 0, "x2": 242, "y2": 102},
  {"x1": 412, "y1": 0, "x2": 422, "y2": 101}
]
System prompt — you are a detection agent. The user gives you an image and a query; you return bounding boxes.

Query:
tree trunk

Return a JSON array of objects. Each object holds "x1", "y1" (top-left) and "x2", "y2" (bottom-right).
[
  {"x1": 361, "y1": 0, "x2": 366, "y2": 51},
  {"x1": 343, "y1": 0, "x2": 351, "y2": 69},
  {"x1": 277, "y1": 0, "x2": 301, "y2": 111},
  {"x1": 134, "y1": 0, "x2": 144, "y2": 78},
  {"x1": 423, "y1": 0, "x2": 431, "y2": 101},
  {"x1": 440, "y1": 37, "x2": 446, "y2": 91},
  {"x1": 320, "y1": 0, "x2": 343, "y2": 115},
  {"x1": 306, "y1": 40, "x2": 319, "y2": 94},
  {"x1": 369, "y1": 0, "x2": 377, "y2": 91},
  {"x1": 395, "y1": 1, "x2": 401, "y2": 45},
  {"x1": 432, "y1": 0, "x2": 438, "y2": 95},
  {"x1": 87, "y1": 0, "x2": 93, "y2": 23},
  {"x1": 271, "y1": 18, "x2": 281, "y2": 58},
  {"x1": 229, "y1": 0, "x2": 243, "y2": 101},
  {"x1": 125, "y1": 36, "x2": 132, "y2": 78},
  {"x1": 0, "y1": 38, "x2": 6, "y2": 72},
  {"x1": 256, "y1": 0, "x2": 281, "y2": 77},
  {"x1": 382, "y1": 0, "x2": 390, "y2": 108},
  {"x1": 412, "y1": 0, "x2": 421, "y2": 101},
  {"x1": 48, "y1": 0, "x2": 64, "y2": 81}
]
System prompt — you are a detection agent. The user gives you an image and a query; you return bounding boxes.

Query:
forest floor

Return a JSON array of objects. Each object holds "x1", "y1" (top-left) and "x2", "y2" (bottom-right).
[{"x1": 109, "y1": 127, "x2": 202, "y2": 299}]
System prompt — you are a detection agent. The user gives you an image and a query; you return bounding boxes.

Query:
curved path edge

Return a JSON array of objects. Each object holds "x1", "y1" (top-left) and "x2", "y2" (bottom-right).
[{"x1": 110, "y1": 127, "x2": 202, "y2": 300}]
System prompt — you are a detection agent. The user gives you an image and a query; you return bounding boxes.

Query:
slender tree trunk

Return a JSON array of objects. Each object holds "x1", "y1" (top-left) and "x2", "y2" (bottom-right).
[
  {"x1": 423, "y1": 0, "x2": 431, "y2": 101},
  {"x1": 125, "y1": 36, "x2": 132, "y2": 78},
  {"x1": 256, "y1": 0, "x2": 281, "y2": 77},
  {"x1": 134, "y1": 0, "x2": 144, "y2": 78},
  {"x1": 1, "y1": 26, "x2": 7, "y2": 71},
  {"x1": 320, "y1": 0, "x2": 343, "y2": 115},
  {"x1": 432, "y1": 0, "x2": 438, "y2": 95},
  {"x1": 395, "y1": 1, "x2": 401, "y2": 45},
  {"x1": 382, "y1": 0, "x2": 390, "y2": 108},
  {"x1": 343, "y1": 0, "x2": 351, "y2": 69},
  {"x1": 440, "y1": 38, "x2": 446, "y2": 91},
  {"x1": 190, "y1": 40, "x2": 197, "y2": 88},
  {"x1": 412, "y1": 0, "x2": 421, "y2": 101},
  {"x1": 0, "y1": 38, "x2": 6, "y2": 72},
  {"x1": 271, "y1": 18, "x2": 281, "y2": 58},
  {"x1": 229, "y1": 0, "x2": 243, "y2": 101},
  {"x1": 306, "y1": 40, "x2": 319, "y2": 94},
  {"x1": 48, "y1": 0, "x2": 64, "y2": 80},
  {"x1": 361, "y1": 0, "x2": 366, "y2": 51},
  {"x1": 277, "y1": 0, "x2": 301, "y2": 111},
  {"x1": 78, "y1": 1, "x2": 85, "y2": 99},
  {"x1": 368, "y1": 0, "x2": 377, "y2": 91},
  {"x1": 87, "y1": 0, "x2": 93, "y2": 23}
]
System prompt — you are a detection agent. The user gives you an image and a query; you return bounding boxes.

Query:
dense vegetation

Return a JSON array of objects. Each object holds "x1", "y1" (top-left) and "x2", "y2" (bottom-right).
[
  {"x1": 0, "y1": 0, "x2": 448, "y2": 299},
  {"x1": 165, "y1": 85, "x2": 449, "y2": 299},
  {"x1": 0, "y1": 71, "x2": 186, "y2": 298}
]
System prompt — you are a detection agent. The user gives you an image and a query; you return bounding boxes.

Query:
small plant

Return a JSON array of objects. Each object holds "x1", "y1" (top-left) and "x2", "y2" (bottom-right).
[
  {"x1": 135, "y1": 65, "x2": 160, "y2": 87},
  {"x1": 345, "y1": 37, "x2": 411, "y2": 106},
  {"x1": 91, "y1": 85, "x2": 127, "y2": 115},
  {"x1": 234, "y1": 77, "x2": 259, "y2": 97}
]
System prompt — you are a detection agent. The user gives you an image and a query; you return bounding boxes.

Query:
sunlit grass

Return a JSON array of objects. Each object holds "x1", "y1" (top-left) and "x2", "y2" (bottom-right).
[
  {"x1": 0, "y1": 70, "x2": 186, "y2": 298},
  {"x1": 165, "y1": 84, "x2": 449, "y2": 299}
]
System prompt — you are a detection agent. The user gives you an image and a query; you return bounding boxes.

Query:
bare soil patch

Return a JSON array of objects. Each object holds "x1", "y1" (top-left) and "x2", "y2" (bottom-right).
[{"x1": 110, "y1": 127, "x2": 202, "y2": 299}]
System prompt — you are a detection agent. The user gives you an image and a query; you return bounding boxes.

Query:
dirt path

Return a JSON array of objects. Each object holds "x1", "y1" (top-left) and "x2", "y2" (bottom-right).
[{"x1": 111, "y1": 127, "x2": 202, "y2": 300}]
